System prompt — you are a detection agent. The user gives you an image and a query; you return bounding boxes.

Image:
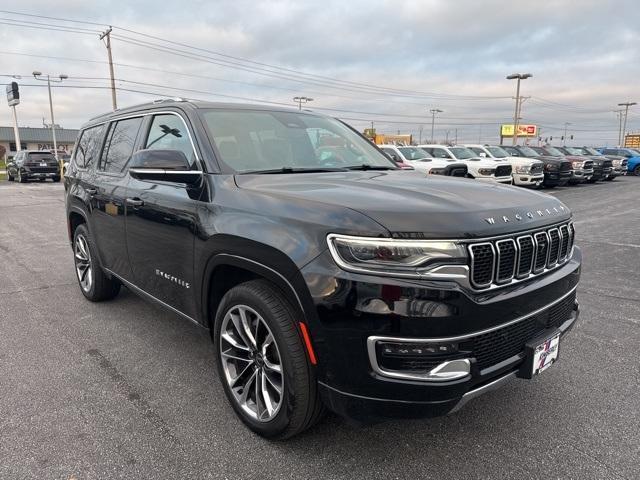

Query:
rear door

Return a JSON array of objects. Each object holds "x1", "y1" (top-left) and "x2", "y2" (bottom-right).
[
  {"x1": 89, "y1": 116, "x2": 144, "y2": 280},
  {"x1": 124, "y1": 111, "x2": 202, "y2": 318}
]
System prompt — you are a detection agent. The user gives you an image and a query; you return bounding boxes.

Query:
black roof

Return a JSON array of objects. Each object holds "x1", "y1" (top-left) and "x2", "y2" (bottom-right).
[{"x1": 86, "y1": 98, "x2": 319, "y2": 126}]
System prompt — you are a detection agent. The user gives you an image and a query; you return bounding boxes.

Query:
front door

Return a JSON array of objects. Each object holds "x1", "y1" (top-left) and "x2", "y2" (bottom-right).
[{"x1": 124, "y1": 112, "x2": 202, "y2": 318}]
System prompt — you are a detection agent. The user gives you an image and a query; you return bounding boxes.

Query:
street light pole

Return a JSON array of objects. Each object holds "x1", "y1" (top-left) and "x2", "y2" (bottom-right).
[
  {"x1": 33, "y1": 71, "x2": 67, "y2": 172},
  {"x1": 507, "y1": 73, "x2": 532, "y2": 146},
  {"x1": 618, "y1": 101, "x2": 637, "y2": 147},
  {"x1": 430, "y1": 108, "x2": 443, "y2": 143},
  {"x1": 293, "y1": 96, "x2": 313, "y2": 110}
]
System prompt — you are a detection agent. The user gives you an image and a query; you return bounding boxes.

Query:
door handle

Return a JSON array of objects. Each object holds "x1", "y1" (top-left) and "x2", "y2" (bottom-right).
[
  {"x1": 85, "y1": 188, "x2": 97, "y2": 195},
  {"x1": 126, "y1": 197, "x2": 144, "y2": 207}
]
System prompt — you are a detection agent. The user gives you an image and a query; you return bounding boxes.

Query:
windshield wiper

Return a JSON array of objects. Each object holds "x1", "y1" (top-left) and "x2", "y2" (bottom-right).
[
  {"x1": 239, "y1": 166, "x2": 349, "y2": 174},
  {"x1": 345, "y1": 164, "x2": 396, "y2": 171}
]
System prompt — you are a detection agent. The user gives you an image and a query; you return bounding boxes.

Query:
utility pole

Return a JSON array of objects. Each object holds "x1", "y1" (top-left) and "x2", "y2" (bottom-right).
[
  {"x1": 100, "y1": 27, "x2": 117, "y2": 110},
  {"x1": 507, "y1": 73, "x2": 532, "y2": 146},
  {"x1": 614, "y1": 110, "x2": 624, "y2": 146},
  {"x1": 293, "y1": 96, "x2": 313, "y2": 110},
  {"x1": 563, "y1": 123, "x2": 571, "y2": 146},
  {"x1": 430, "y1": 108, "x2": 443, "y2": 143},
  {"x1": 33, "y1": 71, "x2": 67, "y2": 170},
  {"x1": 418, "y1": 125, "x2": 423, "y2": 144},
  {"x1": 618, "y1": 101, "x2": 637, "y2": 147}
]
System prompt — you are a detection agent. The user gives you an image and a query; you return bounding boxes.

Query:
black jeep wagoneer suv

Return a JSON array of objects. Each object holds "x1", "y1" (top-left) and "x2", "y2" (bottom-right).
[{"x1": 65, "y1": 99, "x2": 581, "y2": 439}]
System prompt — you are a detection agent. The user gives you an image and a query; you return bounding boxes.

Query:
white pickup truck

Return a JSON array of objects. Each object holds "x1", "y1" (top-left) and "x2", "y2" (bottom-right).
[
  {"x1": 418, "y1": 145, "x2": 513, "y2": 184},
  {"x1": 465, "y1": 144, "x2": 544, "y2": 187},
  {"x1": 378, "y1": 145, "x2": 468, "y2": 177}
]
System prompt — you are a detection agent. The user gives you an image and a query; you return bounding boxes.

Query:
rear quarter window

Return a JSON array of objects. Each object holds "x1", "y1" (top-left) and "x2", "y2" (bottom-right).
[{"x1": 74, "y1": 124, "x2": 107, "y2": 169}]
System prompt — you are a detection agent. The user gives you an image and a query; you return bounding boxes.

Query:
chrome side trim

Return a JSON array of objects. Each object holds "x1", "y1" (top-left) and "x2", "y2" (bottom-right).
[
  {"x1": 448, "y1": 370, "x2": 518, "y2": 414},
  {"x1": 128, "y1": 169, "x2": 203, "y2": 175},
  {"x1": 103, "y1": 268, "x2": 203, "y2": 328}
]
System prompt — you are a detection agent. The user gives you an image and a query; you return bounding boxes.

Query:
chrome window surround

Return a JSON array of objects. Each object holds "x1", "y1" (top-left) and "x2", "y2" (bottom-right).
[
  {"x1": 327, "y1": 220, "x2": 575, "y2": 293},
  {"x1": 367, "y1": 285, "x2": 578, "y2": 383}
]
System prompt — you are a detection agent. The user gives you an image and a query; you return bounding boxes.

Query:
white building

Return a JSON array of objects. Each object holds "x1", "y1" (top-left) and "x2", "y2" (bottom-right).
[{"x1": 0, "y1": 126, "x2": 79, "y2": 161}]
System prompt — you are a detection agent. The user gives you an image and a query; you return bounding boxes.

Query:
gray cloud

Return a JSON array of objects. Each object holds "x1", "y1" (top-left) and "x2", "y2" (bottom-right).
[{"x1": 1, "y1": 0, "x2": 639, "y2": 145}]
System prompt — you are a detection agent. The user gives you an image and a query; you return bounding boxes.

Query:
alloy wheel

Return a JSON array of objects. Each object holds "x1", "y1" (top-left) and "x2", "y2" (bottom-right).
[
  {"x1": 220, "y1": 305, "x2": 284, "y2": 422},
  {"x1": 74, "y1": 234, "x2": 93, "y2": 292}
]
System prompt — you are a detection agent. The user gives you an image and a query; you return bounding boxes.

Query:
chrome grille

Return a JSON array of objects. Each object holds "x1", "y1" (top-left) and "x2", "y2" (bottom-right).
[
  {"x1": 468, "y1": 222, "x2": 574, "y2": 289},
  {"x1": 547, "y1": 228, "x2": 561, "y2": 267},
  {"x1": 583, "y1": 160, "x2": 594, "y2": 172}
]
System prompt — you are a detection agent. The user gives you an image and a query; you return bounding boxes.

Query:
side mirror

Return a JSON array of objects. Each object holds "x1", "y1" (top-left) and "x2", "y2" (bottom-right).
[
  {"x1": 478, "y1": 152, "x2": 487, "y2": 158},
  {"x1": 129, "y1": 149, "x2": 201, "y2": 185}
]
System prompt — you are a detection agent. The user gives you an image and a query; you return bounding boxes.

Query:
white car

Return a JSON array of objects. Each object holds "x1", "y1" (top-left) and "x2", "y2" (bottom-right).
[
  {"x1": 465, "y1": 144, "x2": 544, "y2": 187},
  {"x1": 378, "y1": 145, "x2": 468, "y2": 177},
  {"x1": 418, "y1": 145, "x2": 513, "y2": 184}
]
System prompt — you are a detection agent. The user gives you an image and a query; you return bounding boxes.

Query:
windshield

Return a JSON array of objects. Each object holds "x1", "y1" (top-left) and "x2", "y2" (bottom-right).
[
  {"x1": 517, "y1": 146, "x2": 539, "y2": 157},
  {"x1": 563, "y1": 147, "x2": 585, "y2": 155},
  {"x1": 449, "y1": 147, "x2": 477, "y2": 159},
  {"x1": 486, "y1": 146, "x2": 509, "y2": 158},
  {"x1": 398, "y1": 147, "x2": 432, "y2": 160},
  {"x1": 502, "y1": 146, "x2": 520, "y2": 156},
  {"x1": 583, "y1": 147, "x2": 602, "y2": 156},
  {"x1": 541, "y1": 146, "x2": 563, "y2": 156},
  {"x1": 200, "y1": 109, "x2": 396, "y2": 173}
]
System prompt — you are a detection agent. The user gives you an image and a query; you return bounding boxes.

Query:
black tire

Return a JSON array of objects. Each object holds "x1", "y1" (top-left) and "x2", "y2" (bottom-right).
[
  {"x1": 73, "y1": 224, "x2": 121, "y2": 302},
  {"x1": 634, "y1": 165, "x2": 640, "y2": 176},
  {"x1": 52, "y1": 176, "x2": 61, "y2": 182},
  {"x1": 6, "y1": 170, "x2": 13, "y2": 181},
  {"x1": 18, "y1": 170, "x2": 27, "y2": 183},
  {"x1": 214, "y1": 279, "x2": 324, "y2": 439}
]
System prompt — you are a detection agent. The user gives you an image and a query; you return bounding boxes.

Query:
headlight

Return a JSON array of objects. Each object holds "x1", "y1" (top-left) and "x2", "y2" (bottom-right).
[
  {"x1": 515, "y1": 164, "x2": 531, "y2": 174},
  {"x1": 477, "y1": 168, "x2": 495, "y2": 176},
  {"x1": 545, "y1": 163, "x2": 557, "y2": 171},
  {"x1": 327, "y1": 234, "x2": 467, "y2": 277},
  {"x1": 612, "y1": 159, "x2": 621, "y2": 166},
  {"x1": 572, "y1": 161, "x2": 583, "y2": 169}
]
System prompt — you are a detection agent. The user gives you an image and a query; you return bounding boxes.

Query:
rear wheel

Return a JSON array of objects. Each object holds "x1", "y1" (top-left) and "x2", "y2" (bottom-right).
[
  {"x1": 73, "y1": 224, "x2": 121, "y2": 302},
  {"x1": 634, "y1": 165, "x2": 640, "y2": 176},
  {"x1": 214, "y1": 279, "x2": 323, "y2": 439},
  {"x1": 18, "y1": 170, "x2": 27, "y2": 183},
  {"x1": 6, "y1": 170, "x2": 13, "y2": 181}
]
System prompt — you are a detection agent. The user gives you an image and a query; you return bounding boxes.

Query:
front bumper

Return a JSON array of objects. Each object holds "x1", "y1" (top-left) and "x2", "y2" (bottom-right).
[
  {"x1": 544, "y1": 171, "x2": 571, "y2": 186},
  {"x1": 301, "y1": 246, "x2": 582, "y2": 422},
  {"x1": 512, "y1": 173, "x2": 544, "y2": 186},
  {"x1": 476, "y1": 175, "x2": 513, "y2": 184}
]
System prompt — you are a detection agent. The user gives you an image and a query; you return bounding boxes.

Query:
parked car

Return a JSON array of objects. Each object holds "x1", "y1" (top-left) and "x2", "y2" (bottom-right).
[
  {"x1": 531, "y1": 146, "x2": 594, "y2": 185},
  {"x1": 377, "y1": 145, "x2": 414, "y2": 170},
  {"x1": 65, "y1": 99, "x2": 581, "y2": 439},
  {"x1": 379, "y1": 144, "x2": 467, "y2": 177},
  {"x1": 556, "y1": 147, "x2": 611, "y2": 183},
  {"x1": 502, "y1": 145, "x2": 572, "y2": 187},
  {"x1": 419, "y1": 144, "x2": 512, "y2": 183},
  {"x1": 574, "y1": 147, "x2": 626, "y2": 180},
  {"x1": 5, "y1": 150, "x2": 61, "y2": 182},
  {"x1": 465, "y1": 144, "x2": 544, "y2": 187},
  {"x1": 598, "y1": 147, "x2": 640, "y2": 176}
]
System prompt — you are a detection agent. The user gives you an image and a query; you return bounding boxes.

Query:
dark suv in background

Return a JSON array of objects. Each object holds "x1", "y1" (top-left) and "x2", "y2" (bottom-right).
[
  {"x1": 65, "y1": 99, "x2": 581, "y2": 439},
  {"x1": 6, "y1": 150, "x2": 61, "y2": 183},
  {"x1": 556, "y1": 147, "x2": 612, "y2": 183},
  {"x1": 533, "y1": 146, "x2": 594, "y2": 184}
]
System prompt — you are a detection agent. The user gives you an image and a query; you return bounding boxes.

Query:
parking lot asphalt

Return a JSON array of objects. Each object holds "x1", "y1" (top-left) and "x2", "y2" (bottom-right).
[{"x1": 0, "y1": 178, "x2": 638, "y2": 480}]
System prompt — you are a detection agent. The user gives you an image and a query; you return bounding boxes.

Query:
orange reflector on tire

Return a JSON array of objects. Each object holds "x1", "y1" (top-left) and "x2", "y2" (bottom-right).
[{"x1": 299, "y1": 322, "x2": 317, "y2": 365}]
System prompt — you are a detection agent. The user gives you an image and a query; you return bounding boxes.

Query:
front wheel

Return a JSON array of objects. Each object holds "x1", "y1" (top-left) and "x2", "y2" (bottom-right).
[
  {"x1": 6, "y1": 170, "x2": 13, "y2": 181},
  {"x1": 18, "y1": 170, "x2": 27, "y2": 183},
  {"x1": 52, "y1": 176, "x2": 61, "y2": 182},
  {"x1": 214, "y1": 279, "x2": 323, "y2": 439},
  {"x1": 634, "y1": 165, "x2": 640, "y2": 176}
]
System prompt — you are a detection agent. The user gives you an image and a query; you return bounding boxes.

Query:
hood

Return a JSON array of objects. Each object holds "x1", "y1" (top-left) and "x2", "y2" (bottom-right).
[
  {"x1": 502, "y1": 155, "x2": 540, "y2": 166},
  {"x1": 461, "y1": 157, "x2": 503, "y2": 168},
  {"x1": 235, "y1": 170, "x2": 571, "y2": 238}
]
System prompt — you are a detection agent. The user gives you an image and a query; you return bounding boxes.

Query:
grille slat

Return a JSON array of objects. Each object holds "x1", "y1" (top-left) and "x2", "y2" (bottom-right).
[
  {"x1": 468, "y1": 222, "x2": 574, "y2": 290},
  {"x1": 495, "y1": 165, "x2": 512, "y2": 177}
]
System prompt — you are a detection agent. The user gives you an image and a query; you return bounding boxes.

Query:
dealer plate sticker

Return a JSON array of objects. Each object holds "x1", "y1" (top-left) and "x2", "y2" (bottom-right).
[{"x1": 532, "y1": 334, "x2": 560, "y2": 376}]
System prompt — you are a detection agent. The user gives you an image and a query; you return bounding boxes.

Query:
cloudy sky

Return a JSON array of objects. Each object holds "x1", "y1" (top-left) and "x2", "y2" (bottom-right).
[{"x1": 1, "y1": 0, "x2": 639, "y2": 145}]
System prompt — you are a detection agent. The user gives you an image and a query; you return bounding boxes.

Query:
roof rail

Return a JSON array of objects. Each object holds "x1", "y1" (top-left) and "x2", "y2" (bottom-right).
[{"x1": 152, "y1": 97, "x2": 188, "y2": 104}]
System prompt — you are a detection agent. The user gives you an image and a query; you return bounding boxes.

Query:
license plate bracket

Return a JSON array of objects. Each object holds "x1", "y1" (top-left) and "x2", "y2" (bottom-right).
[{"x1": 518, "y1": 330, "x2": 561, "y2": 379}]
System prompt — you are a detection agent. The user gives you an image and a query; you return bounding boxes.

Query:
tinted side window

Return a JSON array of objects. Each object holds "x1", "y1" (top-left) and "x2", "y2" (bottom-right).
[
  {"x1": 432, "y1": 148, "x2": 451, "y2": 159},
  {"x1": 100, "y1": 117, "x2": 143, "y2": 173},
  {"x1": 144, "y1": 114, "x2": 196, "y2": 168},
  {"x1": 74, "y1": 124, "x2": 106, "y2": 169}
]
